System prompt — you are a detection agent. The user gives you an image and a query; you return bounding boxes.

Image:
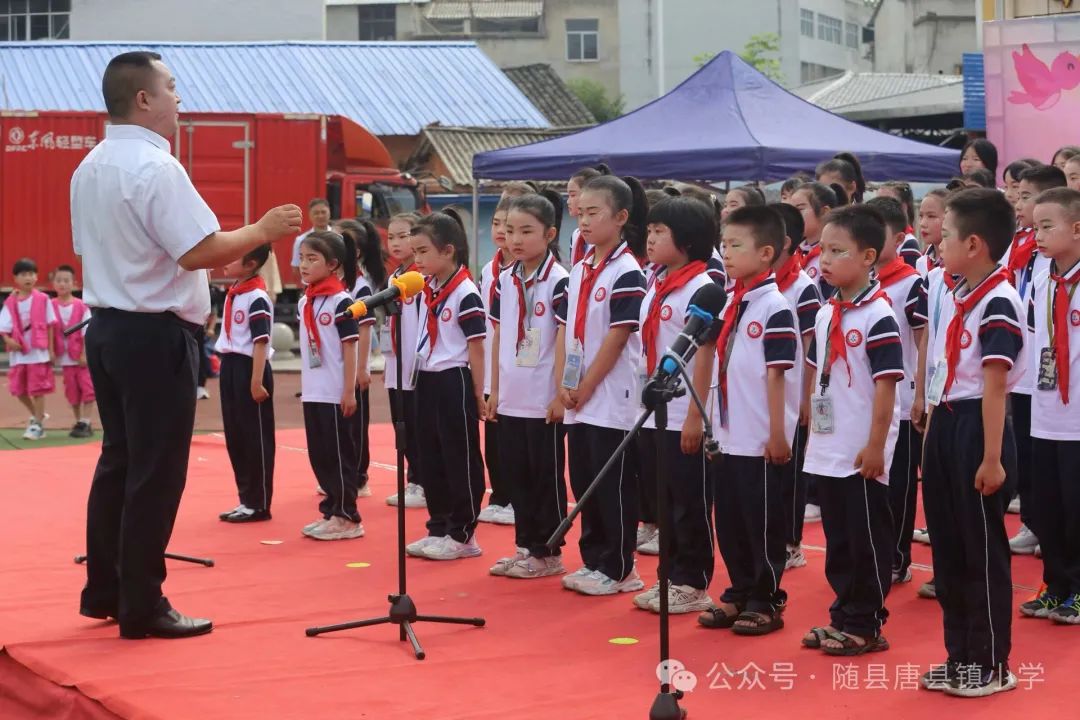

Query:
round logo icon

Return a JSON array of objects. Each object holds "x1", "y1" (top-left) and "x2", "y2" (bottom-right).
[
  {"x1": 807, "y1": 266, "x2": 819, "y2": 279},
  {"x1": 318, "y1": 312, "x2": 332, "y2": 326},
  {"x1": 747, "y1": 321, "x2": 763, "y2": 338},
  {"x1": 594, "y1": 287, "x2": 607, "y2": 302},
  {"x1": 7, "y1": 127, "x2": 24, "y2": 145},
  {"x1": 845, "y1": 329, "x2": 863, "y2": 347},
  {"x1": 440, "y1": 308, "x2": 453, "y2": 322},
  {"x1": 660, "y1": 305, "x2": 673, "y2": 321},
  {"x1": 960, "y1": 329, "x2": 972, "y2": 349},
  {"x1": 404, "y1": 295, "x2": 415, "y2": 305},
  {"x1": 1072, "y1": 309, "x2": 1080, "y2": 327},
  {"x1": 534, "y1": 301, "x2": 546, "y2": 317},
  {"x1": 233, "y1": 310, "x2": 245, "y2": 324}
]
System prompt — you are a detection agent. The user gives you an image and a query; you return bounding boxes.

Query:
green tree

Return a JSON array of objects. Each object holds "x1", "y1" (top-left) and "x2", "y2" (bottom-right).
[
  {"x1": 567, "y1": 78, "x2": 625, "y2": 123},
  {"x1": 694, "y1": 32, "x2": 784, "y2": 84}
]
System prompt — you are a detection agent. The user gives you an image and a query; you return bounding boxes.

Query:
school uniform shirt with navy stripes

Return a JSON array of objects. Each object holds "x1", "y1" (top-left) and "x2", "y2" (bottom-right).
[
  {"x1": 899, "y1": 233, "x2": 922, "y2": 269},
  {"x1": 934, "y1": 272, "x2": 1026, "y2": 404},
  {"x1": 557, "y1": 242, "x2": 647, "y2": 431},
  {"x1": 416, "y1": 271, "x2": 486, "y2": 373},
  {"x1": 638, "y1": 269, "x2": 717, "y2": 430},
  {"x1": 920, "y1": 266, "x2": 950, "y2": 398},
  {"x1": 707, "y1": 248, "x2": 727, "y2": 288},
  {"x1": 779, "y1": 269, "x2": 822, "y2": 428},
  {"x1": 490, "y1": 252, "x2": 570, "y2": 419},
  {"x1": 713, "y1": 276, "x2": 799, "y2": 456},
  {"x1": 481, "y1": 255, "x2": 512, "y2": 394},
  {"x1": 803, "y1": 284, "x2": 904, "y2": 483},
  {"x1": 214, "y1": 288, "x2": 274, "y2": 359},
  {"x1": 799, "y1": 241, "x2": 823, "y2": 285},
  {"x1": 915, "y1": 245, "x2": 940, "y2": 280},
  {"x1": 298, "y1": 291, "x2": 359, "y2": 403},
  {"x1": 381, "y1": 265, "x2": 423, "y2": 391},
  {"x1": 1028, "y1": 261, "x2": 1080, "y2": 440},
  {"x1": 352, "y1": 275, "x2": 377, "y2": 330},
  {"x1": 879, "y1": 273, "x2": 925, "y2": 418},
  {"x1": 1001, "y1": 242, "x2": 1050, "y2": 395}
]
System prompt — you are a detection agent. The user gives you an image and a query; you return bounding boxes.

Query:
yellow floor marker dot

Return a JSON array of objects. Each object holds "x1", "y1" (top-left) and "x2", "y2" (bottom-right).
[
  {"x1": 346, "y1": 562, "x2": 371, "y2": 568},
  {"x1": 608, "y1": 637, "x2": 639, "y2": 645},
  {"x1": 260, "y1": 540, "x2": 283, "y2": 545}
]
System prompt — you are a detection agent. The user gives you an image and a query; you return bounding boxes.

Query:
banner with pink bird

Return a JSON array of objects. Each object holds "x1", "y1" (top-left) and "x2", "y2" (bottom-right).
[{"x1": 985, "y1": 15, "x2": 1080, "y2": 171}]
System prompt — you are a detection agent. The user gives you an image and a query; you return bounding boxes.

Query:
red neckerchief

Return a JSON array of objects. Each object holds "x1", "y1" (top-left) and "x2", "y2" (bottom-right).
[
  {"x1": 876, "y1": 258, "x2": 919, "y2": 290},
  {"x1": 799, "y1": 241, "x2": 821, "y2": 267},
  {"x1": 905, "y1": 225, "x2": 915, "y2": 236},
  {"x1": 826, "y1": 285, "x2": 887, "y2": 386},
  {"x1": 572, "y1": 230, "x2": 586, "y2": 265},
  {"x1": 716, "y1": 271, "x2": 771, "y2": 403},
  {"x1": 573, "y1": 243, "x2": 628, "y2": 347},
  {"x1": 1006, "y1": 228, "x2": 1037, "y2": 287},
  {"x1": 488, "y1": 249, "x2": 506, "y2": 310},
  {"x1": 423, "y1": 265, "x2": 471, "y2": 358},
  {"x1": 511, "y1": 253, "x2": 555, "y2": 348},
  {"x1": 389, "y1": 262, "x2": 418, "y2": 349},
  {"x1": 944, "y1": 273, "x2": 959, "y2": 291},
  {"x1": 943, "y1": 268, "x2": 1011, "y2": 399},
  {"x1": 303, "y1": 276, "x2": 345, "y2": 352},
  {"x1": 774, "y1": 253, "x2": 802, "y2": 293},
  {"x1": 224, "y1": 276, "x2": 266, "y2": 339},
  {"x1": 1050, "y1": 262, "x2": 1080, "y2": 405},
  {"x1": 641, "y1": 261, "x2": 707, "y2": 375}
]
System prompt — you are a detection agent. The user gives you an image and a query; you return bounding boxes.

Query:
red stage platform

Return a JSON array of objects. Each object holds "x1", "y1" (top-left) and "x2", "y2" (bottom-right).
[{"x1": 0, "y1": 427, "x2": 1074, "y2": 719}]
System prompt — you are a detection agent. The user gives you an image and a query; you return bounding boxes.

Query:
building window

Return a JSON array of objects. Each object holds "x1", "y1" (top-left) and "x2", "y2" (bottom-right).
[
  {"x1": 800, "y1": 9, "x2": 814, "y2": 38},
  {"x1": 801, "y1": 62, "x2": 844, "y2": 83},
  {"x1": 1, "y1": 0, "x2": 69, "y2": 41},
  {"x1": 567, "y1": 19, "x2": 599, "y2": 62},
  {"x1": 817, "y1": 14, "x2": 842, "y2": 45},
  {"x1": 358, "y1": 4, "x2": 396, "y2": 41},
  {"x1": 845, "y1": 22, "x2": 859, "y2": 49},
  {"x1": 473, "y1": 17, "x2": 540, "y2": 34}
]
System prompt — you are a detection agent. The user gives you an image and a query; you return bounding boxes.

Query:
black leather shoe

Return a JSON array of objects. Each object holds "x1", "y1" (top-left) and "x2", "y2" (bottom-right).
[
  {"x1": 224, "y1": 508, "x2": 272, "y2": 523},
  {"x1": 120, "y1": 608, "x2": 213, "y2": 639}
]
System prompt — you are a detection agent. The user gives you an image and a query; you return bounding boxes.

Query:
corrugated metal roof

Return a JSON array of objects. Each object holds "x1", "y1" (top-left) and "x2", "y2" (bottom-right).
[
  {"x1": 414, "y1": 125, "x2": 574, "y2": 186},
  {"x1": 793, "y1": 71, "x2": 963, "y2": 110},
  {"x1": 425, "y1": 1, "x2": 543, "y2": 20},
  {"x1": 962, "y1": 53, "x2": 986, "y2": 131},
  {"x1": 503, "y1": 64, "x2": 595, "y2": 127},
  {"x1": 0, "y1": 41, "x2": 549, "y2": 135}
]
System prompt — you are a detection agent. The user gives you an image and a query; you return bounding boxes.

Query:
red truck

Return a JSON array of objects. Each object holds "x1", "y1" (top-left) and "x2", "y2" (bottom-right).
[{"x1": 0, "y1": 111, "x2": 423, "y2": 290}]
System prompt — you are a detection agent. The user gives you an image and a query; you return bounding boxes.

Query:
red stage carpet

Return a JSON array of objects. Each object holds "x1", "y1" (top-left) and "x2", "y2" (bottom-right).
[{"x1": 0, "y1": 427, "x2": 1075, "y2": 719}]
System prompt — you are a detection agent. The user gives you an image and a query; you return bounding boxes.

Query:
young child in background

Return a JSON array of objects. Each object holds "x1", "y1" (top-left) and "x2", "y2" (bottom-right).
[
  {"x1": 406, "y1": 210, "x2": 488, "y2": 561},
  {"x1": 915, "y1": 189, "x2": 948, "y2": 278},
  {"x1": 487, "y1": 191, "x2": 571, "y2": 579},
  {"x1": 51, "y1": 265, "x2": 95, "y2": 438},
  {"x1": 383, "y1": 212, "x2": 427, "y2": 509},
  {"x1": 1004, "y1": 159, "x2": 1040, "y2": 206},
  {"x1": 215, "y1": 244, "x2": 276, "y2": 524},
  {"x1": 875, "y1": 182, "x2": 922, "y2": 268},
  {"x1": 801, "y1": 205, "x2": 903, "y2": 656},
  {"x1": 1, "y1": 258, "x2": 56, "y2": 440},
  {"x1": 559, "y1": 175, "x2": 648, "y2": 596},
  {"x1": 788, "y1": 182, "x2": 841, "y2": 298},
  {"x1": 297, "y1": 231, "x2": 363, "y2": 541},
  {"x1": 568, "y1": 166, "x2": 609, "y2": 266},
  {"x1": 779, "y1": 175, "x2": 811, "y2": 203},
  {"x1": 720, "y1": 186, "x2": 765, "y2": 226},
  {"x1": 960, "y1": 138, "x2": 999, "y2": 177},
  {"x1": 816, "y1": 152, "x2": 866, "y2": 204},
  {"x1": 920, "y1": 189, "x2": 1023, "y2": 696}
]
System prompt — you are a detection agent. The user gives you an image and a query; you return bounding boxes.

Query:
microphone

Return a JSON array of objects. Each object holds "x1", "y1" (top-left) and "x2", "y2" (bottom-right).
[
  {"x1": 348, "y1": 271, "x2": 426, "y2": 318},
  {"x1": 64, "y1": 318, "x2": 91, "y2": 337},
  {"x1": 654, "y1": 282, "x2": 726, "y2": 382}
]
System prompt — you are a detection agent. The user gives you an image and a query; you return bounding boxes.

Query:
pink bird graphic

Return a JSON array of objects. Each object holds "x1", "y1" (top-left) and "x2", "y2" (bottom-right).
[{"x1": 1009, "y1": 43, "x2": 1080, "y2": 110}]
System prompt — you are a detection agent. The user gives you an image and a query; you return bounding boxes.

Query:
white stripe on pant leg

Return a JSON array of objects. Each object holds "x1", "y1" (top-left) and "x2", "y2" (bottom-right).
[
  {"x1": 333, "y1": 406, "x2": 346, "y2": 519},
  {"x1": 552, "y1": 423, "x2": 562, "y2": 526},
  {"x1": 763, "y1": 458, "x2": 779, "y2": 595},
  {"x1": 894, "y1": 423, "x2": 913, "y2": 569},
  {"x1": 617, "y1": 431, "x2": 627, "y2": 582},
  {"x1": 459, "y1": 368, "x2": 477, "y2": 536},
  {"x1": 792, "y1": 430, "x2": 800, "y2": 542},
  {"x1": 979, "y1": 497, "x2": 997, "y2": 667},
  {"x1": 700, "y1": 444, "x2": 712, "y2": 589},
  {"x1": 257, "y1": 391, "x2": 267, "y2": 510},
  {"x1": 862, "y1": 478, "x2": 887, "y2": 635}
]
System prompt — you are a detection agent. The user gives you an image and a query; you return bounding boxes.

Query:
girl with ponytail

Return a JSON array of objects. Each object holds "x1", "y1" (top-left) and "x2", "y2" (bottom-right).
[{"x1": 816, "y1": 152, "x2": 865, "y2": 204}]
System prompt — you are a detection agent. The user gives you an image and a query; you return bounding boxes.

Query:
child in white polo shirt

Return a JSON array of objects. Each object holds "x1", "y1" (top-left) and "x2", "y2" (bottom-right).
[{"x1": 1, "y1": 258, "x2": 57, "y2": 440}]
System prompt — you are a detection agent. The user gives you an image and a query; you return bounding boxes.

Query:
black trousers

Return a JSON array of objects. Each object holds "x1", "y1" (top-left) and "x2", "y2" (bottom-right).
[
  {"x1": 638, "y1": 435, "x2": 658, "y2": 526},
  {"x1": 485, "y1": 407, "x2": 509, "y2": 507},
  {"x1": 780, "y1": 422, "x2": 809, "y2": 547},
  {"x1": 567, "y1": 423, "x2": 639, "y2": 581},
  {"x1": 219, "y1": 353, "x2": 275, "y2": 511},
  {"x1": 414, "y1": 368, "x2": 485, "y2": 542},
  {"x1": 814, "y1": 473, "x2": 893, "y2": 638},
  {"x1": 1031, "y1": 438, "x2": 1080, "y2": 598},
  {"x1": 887, "y1": 420, "x2": 922, "y2": 575},
  {"x1": 81, "y1": 309, "x2": 198, "y2": 631},
  {"x1": 387, "y1": 388, "x2": 419, "y2": 486},
  {"x1": 714, "y1": 454, "x2": 787, "y2": 612},
  {"x1": 195, "y1": 327, "x2": 210, "y2": 388},
  {"x1": 499, "y1": 415, "x2": 567, "y2": 557},
  {"x1": 1010, "y1": 392, "x2": 1034, "y2": 529},
  {"x1": 303, "y1": 401, "x2": 360, "y2": 522},
  {"x1": 922, "y1": 399, "x2": 1014, "y2": 668},
  {"x1": 350, "y1": 387, "x2": 370, "y2": 489},
  {"x1": 638, "y1": 429, "x2": 714, "y2": 589}
]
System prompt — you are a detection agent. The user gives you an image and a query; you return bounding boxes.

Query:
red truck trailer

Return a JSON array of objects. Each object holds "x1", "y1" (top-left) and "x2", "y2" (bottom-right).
[{"x1": 0, "y1": 111, "x2": 422, "y2": 290}]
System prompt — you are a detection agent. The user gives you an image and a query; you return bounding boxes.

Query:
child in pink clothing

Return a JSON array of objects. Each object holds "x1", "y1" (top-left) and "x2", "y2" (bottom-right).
[
  {"x1": 0, "y1": 258, "x2": 57, "y2": 440},
  {"x1": 52, "y1": 265, "x2": 95, "y2": 438}
]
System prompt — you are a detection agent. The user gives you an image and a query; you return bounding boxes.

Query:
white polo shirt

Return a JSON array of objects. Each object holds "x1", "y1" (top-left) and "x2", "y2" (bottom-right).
[
  {"x1": 416, "y1": 268, "x2": 486, "y2": 374},
  {"x1": 899, "y1": 233, "x2": 922, "y2": 268},
  {"x1": 54, "y1": 300, "x2": 91, "y2": 367},
  {"x1": 803, "y1": 284, "x2": 904, "y2": 483},
  {"x1": 352, "y1": 274, "x2": 377, "y2": 329},
  {"x1": 779, "y1": 270, "x2": 822, "y2": 430},
  {"x1": 0, "y1": 294, "x2": 57, "y2": 366},
  {"x1": 1001, "y1": 237, "x2": 1050, "y2": 396},
  {"x1": 707, "y1": 248, "x2": 727, "y2": 287},
  {"x1": 1029, "y1": 260, "x2": 1080, "y2": 440},
  {"x1": 381, "y1": 264, "x2": 423, "y2": 391},
  {"x1": 490, "y1": 252, "x2": 570, "y2": 419},
  {"x1": 558, "y1": 242, "x2": 646, "y2": 431},
  {"x1": 879, "y1": 272, "x2": 925, "y2": 417},
  {"x1": 480, "y1": 252, "x2": 512, "y2": 395},
  {"x1": 214, "y1": 289, "x2": 274, "y2": 360},
  {"x1": 915, "y1": 245, "x2": 941, "y2": 280},
  {"x1": 298, "y1": 291, "x2": 359, "y2": 403},
  {"x1": 70, "y1": 124, "x2": 220, "y2": 325}
]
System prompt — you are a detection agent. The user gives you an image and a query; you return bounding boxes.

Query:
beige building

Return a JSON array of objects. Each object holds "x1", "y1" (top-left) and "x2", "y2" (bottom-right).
[
  {"x1": 870, "y1": 0, "x2": 978, "y2": 75},
  {"x1": 989, "y1": 0, "x2": 1080, "y2": 18}
]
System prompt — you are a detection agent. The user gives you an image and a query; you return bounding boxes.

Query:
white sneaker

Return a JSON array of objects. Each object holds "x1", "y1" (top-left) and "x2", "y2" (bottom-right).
[
  {"x1": 638, "y1": 535, "x2": 660, "y2": 555},
  {"x1": 636, "y1": 523, "x2": 658, "y2": 548},
  {"x1": 575, "y1": 568, "x2": 646, "y2": 596},
  {"x1": 1009, "y1": 524, "x2": 1039, "y2": 555},
  {"x1": 478, "y1": 504, "x2": 505, "y2": 524},
  {"x1": 307, "y1": 516, "x2": 365, "y2": 541},
  {"x1": 491, "y1": 504, "x2": 515, "y2": 525},
  {"x1": 406, "y1": 535, "x2": 441, "y2": 557},
  {"x1": 505, "y1": 555, "x2": 566, "y2": 579},
  {"x1": 892, "y1": 567, "x2": 913, "y2": 584},
  {"x1": 804, "y1": 504, "x2": 821, "y2": 522},
  {"x1": 196, "y1": 386, "x2": 210, "y2": 400},
  {"x1": 302, "y1": 517, "x2": 327, "y2": 535},
  {"x1": 785, "y1": 545, "x2": 807, "y2": 569},
  {"x1": 22, "y1": 420, "x2": 37, "y2": 440},
  {"x1": 490, "y1": 547, "x2": 529, "y2": 576},
  {"x1": 633, "y1": 581, "x2": 665, "y2": 610},
  {"x1": 24, "y1": 422, "x2": 44, "y2": 440},
  {"x1": 648, "y1": 584, "x2": 716, "y2": 614},
  {"x1": 388, "y1": 483, "x2": 426, "y2": 508},
  {"x1": 420, "y1": 535, "x2": 482, "y2": 561},
  {"x1": 1007, "y1": 496, "x2": 1021, "y2": 514},
  {"x1": 561, "y1": 567, "x2": 593, "y2": 591},
  {"x1": 357, "y1": 485, "x2": 372, "y2": 498},
  {"x1": 912, "y1": 527, "x2": 931, "y2": 545},
  {"x1": 1034, "y1": 544, "x2": 1042, "y2": 558}
]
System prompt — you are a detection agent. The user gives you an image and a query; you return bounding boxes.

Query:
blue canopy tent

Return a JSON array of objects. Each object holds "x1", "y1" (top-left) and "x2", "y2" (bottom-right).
[{"x1": 472, "y1": 51, "x2": 960, "y2": 183}]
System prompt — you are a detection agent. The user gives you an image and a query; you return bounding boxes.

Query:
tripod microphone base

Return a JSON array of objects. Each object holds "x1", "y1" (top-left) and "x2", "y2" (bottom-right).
[
  {"x1": 74, "y1": 552, "x2": 214, "y2": 567},
  {"x1": 649, "y1": 691, "x2": 686, "y2": 720}
]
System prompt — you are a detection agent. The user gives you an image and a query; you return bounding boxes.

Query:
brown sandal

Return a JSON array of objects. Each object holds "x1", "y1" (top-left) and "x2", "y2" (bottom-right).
[{"x1": 697, "y1": 604, "x2": 743, "y2": 629}]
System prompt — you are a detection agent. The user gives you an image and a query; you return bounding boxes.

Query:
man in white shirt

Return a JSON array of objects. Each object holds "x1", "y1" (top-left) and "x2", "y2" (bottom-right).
[
  {"x1": 71, "y1": 51, "x2": 301, "y2": 640},
  {"x1": 290, "y1": 198, "x2": 333, "y2": 285}
]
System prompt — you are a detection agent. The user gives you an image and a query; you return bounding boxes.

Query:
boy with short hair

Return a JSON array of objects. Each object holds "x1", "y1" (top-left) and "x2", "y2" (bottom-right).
[
  {"x1": 699, "y1": 205, "x2": 797, "y2": 635},
  {"x1": 1021, "y1": 187, "x2": 1080, "y2": 624},
  {"x1": 800, "y1": 205, "x2": 903, "y2": 656},
  {"x1": 51, "y1": 265, "x2": 95, "y2": 438},
  {"x1": 866, "y1": 197, "x2": 927, "y2": 585},
  {"x1": 921, "y1": 188, "x2": 1024, "y2": 696},
  {"x1": 1, "y1": 258, "x2": 57, "y2": 440}
]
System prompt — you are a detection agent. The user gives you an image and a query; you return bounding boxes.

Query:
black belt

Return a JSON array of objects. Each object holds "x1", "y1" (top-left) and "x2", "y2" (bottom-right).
[{"x1": 91, "y1": 307, "x2": 202, "y2": 335}]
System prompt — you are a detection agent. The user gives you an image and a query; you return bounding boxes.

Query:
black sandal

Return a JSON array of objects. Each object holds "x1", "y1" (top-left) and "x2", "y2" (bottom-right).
[
  {"x1": 802, "y1": 626, "x2": 832, "y2": 649},
  {"x1": 821, "y1": 631, "x2": 889, "y2": 656},
  {"x1": 732, "y1": 610, "x2": 784, "y2": 636},
  {"x1": 697, "y1": 604, "x2": 743, "y2": 629}
]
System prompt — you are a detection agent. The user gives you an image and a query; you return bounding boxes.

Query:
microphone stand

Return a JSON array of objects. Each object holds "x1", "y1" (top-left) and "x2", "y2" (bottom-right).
[
  {"x1": 304, "y1": 297, "x2": 485, "y2": 658},
  {"x1": 547, "y1": 357, "x2": 716, "y2": 720}
]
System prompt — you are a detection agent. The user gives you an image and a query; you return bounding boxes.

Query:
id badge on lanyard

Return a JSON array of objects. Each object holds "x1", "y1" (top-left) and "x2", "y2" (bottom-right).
[{"x1": 562, "y1": 339, "x2": 584, "y2": 390}]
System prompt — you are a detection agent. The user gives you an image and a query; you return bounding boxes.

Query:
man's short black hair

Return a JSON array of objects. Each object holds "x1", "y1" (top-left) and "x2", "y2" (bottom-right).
[
  {"x1": 946, "y1": 188, "x2": 1015, "y2": 262},
  {"x1": 724, "y1": 205, "x2": 785, "y2": 259},
  {"x1": 646, "y1": 197, "x2": 716, "y2": 262},
  {"x1": 102, "y1": 51, "x2": 164, "y2": 119},
  {"x1": 823, "y1": 205, "x2": 886, "y2": 256},
  {"x1": 13, "y1": 258, "x2": 37, "y2": 275},
  {"x1": 1019, "y1": 164, "x2": 1067, "y2": 193},
  {"x1": 864, "y1": 197, "x2": 907, "y2": 236}
]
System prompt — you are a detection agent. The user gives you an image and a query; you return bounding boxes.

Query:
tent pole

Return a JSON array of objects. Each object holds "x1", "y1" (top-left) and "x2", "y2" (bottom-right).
[{"x1": 471, "y1": 181, "x2": 480, "y2": 274}]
